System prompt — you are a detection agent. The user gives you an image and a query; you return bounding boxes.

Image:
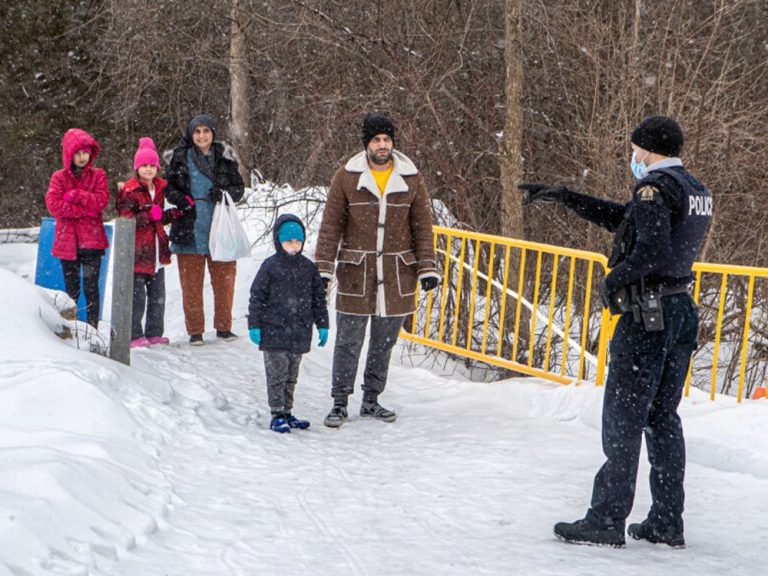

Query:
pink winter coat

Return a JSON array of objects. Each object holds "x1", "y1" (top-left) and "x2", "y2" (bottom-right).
[{"x1": 45, "y1": 129, "x2": 110, "y2": 260}]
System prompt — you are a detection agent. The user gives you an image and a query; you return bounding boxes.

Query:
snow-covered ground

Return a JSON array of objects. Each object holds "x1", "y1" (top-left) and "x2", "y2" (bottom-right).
[{"x1": 1, "y1": 186, "x2": 766, "y2": 575}]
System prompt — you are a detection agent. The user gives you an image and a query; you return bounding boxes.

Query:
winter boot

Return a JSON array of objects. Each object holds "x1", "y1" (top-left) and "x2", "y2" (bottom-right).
[
  {"x1": 627, "y1": 520, "x2": 685, "y2": 548},
  {"x1": 269, "y1": 416, "x2": 291, "y2": 434},
  {"x1": 130, "y1": 337, "x2": 150, "y2": 348},
  {"x1": 216, "y1": 330, "x2": 239, "y2": 342},
  {"x1": 323, "y1": 405, "x2": 348, "y2": 428},
  {"x1": 554, "y1": 518, "x2": 626, "y2": 548},
  {"x1": 286, "y1": 415, "x2": 311, "y2": 430},
  {"x1": 359, "y1": 401, "x2": 397, "y2": 422}
]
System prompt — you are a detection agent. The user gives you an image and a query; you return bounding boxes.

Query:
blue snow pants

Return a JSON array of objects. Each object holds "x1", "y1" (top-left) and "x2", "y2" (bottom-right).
[{"x1": 586, "y1": 293, "x2": 698, "y2": 534}]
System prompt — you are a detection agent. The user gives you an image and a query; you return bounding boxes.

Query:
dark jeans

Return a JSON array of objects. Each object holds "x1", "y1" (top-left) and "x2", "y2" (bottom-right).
[
  {"x1": 263, "y1": 350, "x2": 302, "y2": 415},
  {"x1": 60, "y1": 250, "x2": 103, "y2": 328},
  {"x1": 331, "y1": 312, "x2": 405, "y2": 404},
  {"x1": 586, "y1": 294, "x2": 698, "y2": 534},
  {"x1": 132, "y1": 268, "x2": 166, "y2": 340}
]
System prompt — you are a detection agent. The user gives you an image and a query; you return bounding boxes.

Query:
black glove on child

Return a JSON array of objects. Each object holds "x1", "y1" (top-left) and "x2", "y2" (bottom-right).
[
  {"x1": 420, "y1": 276, "x2": 439, "y2": 292},
  {"x1": 517, "y1": 183, "x2": 571, "y2": 206}
]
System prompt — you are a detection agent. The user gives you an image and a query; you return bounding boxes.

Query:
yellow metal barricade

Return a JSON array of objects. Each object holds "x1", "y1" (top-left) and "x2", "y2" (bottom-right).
[
  {"x1": 685, "y1": 262, "x2": 768, "y2": 402},
  {"x1": 401, "y1": 226, "x2": 768, "y2": 403},
  {"x1": 401, "y1": 226, "x2": 612, "y2": 386}
]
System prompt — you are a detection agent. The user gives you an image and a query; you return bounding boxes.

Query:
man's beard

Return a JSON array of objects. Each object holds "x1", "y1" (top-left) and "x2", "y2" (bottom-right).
[{"x1": 368, "y1": 149, "x2": 392, "y2": 165}]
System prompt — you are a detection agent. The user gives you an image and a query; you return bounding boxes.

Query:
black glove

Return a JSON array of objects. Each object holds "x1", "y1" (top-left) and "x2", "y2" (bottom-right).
[
  {"x1": 420, "y1": 276, "x2": 439, "y2": 292},
  {"x1": 518, "y1": 183, "x2": 570, "y2": 206},
  {"x1": 322, "y1": 278, "x2": 331, "y2": 292},
  {"x1": 599, "y1": 278, "x2": 629, "y2": 315},
  {"x1": 598, "y1": 278, "x2": 613, "y2": 310},
  {"x1": 209, "y1": 187, "x2": 223, "y2": 203}
]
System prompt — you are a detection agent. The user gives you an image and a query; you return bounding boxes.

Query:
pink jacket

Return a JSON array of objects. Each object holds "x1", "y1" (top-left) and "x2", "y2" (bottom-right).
[{"x1": 45, "y1": 129, "x2": 110, "y2": 260}]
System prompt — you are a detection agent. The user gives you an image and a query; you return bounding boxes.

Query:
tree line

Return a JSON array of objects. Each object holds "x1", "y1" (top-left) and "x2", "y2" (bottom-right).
[{"x1": 1, "y1": 0, "x2": 767, "y2": 268}]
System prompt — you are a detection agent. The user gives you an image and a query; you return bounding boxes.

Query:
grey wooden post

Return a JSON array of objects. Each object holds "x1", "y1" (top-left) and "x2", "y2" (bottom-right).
[{"x1": 109, "y1": 217, "x2": 136, "y2": 365}]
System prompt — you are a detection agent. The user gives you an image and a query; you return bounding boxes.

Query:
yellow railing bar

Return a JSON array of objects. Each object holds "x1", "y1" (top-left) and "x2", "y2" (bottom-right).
[
  {"x1": 560, "y1": 256, "x2": 576, "y2": 377},
  {"x1": 432, "y1": 225, "x2": 610, "y2": 263},
  {"x1": 415, "y1": 227, "x2": 440, "y2": 339},
  {"x1": 693, "y1": 261, "x2": 768, "y2": 276},
  {"x1": 528, "y1": 251, "x2": 544, "y2": 367},
  {"x1": 405, "y1": 332, "x2": 573, "y2": 385},
  {"x1": 481, "y1": 242, "x2": 497, "y2": 355},
  {"x1": 544, "y1": 255, "x2": 559, "y2": 371},
  {"x1": 450, "y1": 237, "x2": 467, "y2": 347},
  {"x1": 710, "y1": 273, "x2": 729, "y2": 401},
  {"x1": 466, "y1": 239, "x2": 482, "y2": 351},
  {"x1": 736, "y1": 275, "x2": 755, "y2": 403},
  {"x1": 684, "y1": 269, "x2": 703, "y2": 397},
  {"x1": 496, "y1": 244, "x2": 512, "y2": 357},
  {"x1": 578, "y1": 261, "x2": 595, "y2": 382},
  {"x1": 511, "y1": 248, "x2": 526, "y2": 362},
  {"x1": 437, "y1": 233, "x2": 453, "y2": 343}
]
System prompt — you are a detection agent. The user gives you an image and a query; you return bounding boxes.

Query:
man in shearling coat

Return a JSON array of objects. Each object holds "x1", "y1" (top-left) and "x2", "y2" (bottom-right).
[{"x1": 315, "y1": 112, "x2": 440, "y2": 428}]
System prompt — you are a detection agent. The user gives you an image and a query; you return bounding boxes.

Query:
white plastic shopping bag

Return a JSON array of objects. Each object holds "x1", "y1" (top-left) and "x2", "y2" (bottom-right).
[{"x1": 209, "y1": 191, "x2": 251, "y2": 261}]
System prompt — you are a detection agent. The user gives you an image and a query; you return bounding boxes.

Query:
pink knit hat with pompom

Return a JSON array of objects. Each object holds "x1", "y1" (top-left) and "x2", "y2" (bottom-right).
[{"x1": 133, "y1": 137, "x2": 161, "y2": 171}]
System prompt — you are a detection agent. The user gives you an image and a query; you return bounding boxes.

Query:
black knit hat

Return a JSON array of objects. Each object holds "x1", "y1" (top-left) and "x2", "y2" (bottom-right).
[
  {"x1": 187, "y1": 114, "x2": 218, "y2": 141},
  {"x1": 631, "y1": 116, "x2": 684, "y2": 157},
  {"x1": 362, "y1": 112, "x2": 395, "y2": 148}
]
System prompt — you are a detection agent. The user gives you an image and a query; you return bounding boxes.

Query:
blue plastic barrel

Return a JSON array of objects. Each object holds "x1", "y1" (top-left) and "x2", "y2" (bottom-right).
[{"x1": 34, "y1": 217, "x2": 113, "y2": 322}]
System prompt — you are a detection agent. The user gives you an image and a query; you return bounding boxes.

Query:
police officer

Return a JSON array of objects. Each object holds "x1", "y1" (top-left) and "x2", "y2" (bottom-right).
[{"x1": 519, "y1": 116, "x2": 712, "y2": 548}]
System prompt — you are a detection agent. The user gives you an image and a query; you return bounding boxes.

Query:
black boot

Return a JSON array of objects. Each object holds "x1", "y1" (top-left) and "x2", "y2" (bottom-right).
[
  {"x1": 360, "y1": 392, "x2": 396, "y2": 422},
  {"x1": 323, "y1": 400, "x2": 349, "y2": 428},
  {"x1": 627, "y1": 520, "x2": 685, "y2": 548},
  {"x1": 554, "y1": 518, "x2": 626, "y2": 548}
]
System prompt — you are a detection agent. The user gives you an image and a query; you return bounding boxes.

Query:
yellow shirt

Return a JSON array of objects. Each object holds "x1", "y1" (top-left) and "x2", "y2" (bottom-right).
[{"x1": 371, "y1": 164, "x2": 393, "y2": 196}]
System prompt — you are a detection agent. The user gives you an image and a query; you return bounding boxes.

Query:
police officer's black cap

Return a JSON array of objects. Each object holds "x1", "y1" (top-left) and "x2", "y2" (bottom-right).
[
  {"x1": 362, "y1": 112, "x2": 396, "y2": 149},
  {"x1": 631, "y1": 116, "x2": 684, "y2": 157}
]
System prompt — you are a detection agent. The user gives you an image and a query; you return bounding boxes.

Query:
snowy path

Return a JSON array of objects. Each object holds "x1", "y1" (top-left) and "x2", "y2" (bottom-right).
[
  {"x1": 3, "y1": 240, "x2": 766, "y2": 575},
  {"x1": 104, "y1": 336, "x2": 766, "y2": 576}
]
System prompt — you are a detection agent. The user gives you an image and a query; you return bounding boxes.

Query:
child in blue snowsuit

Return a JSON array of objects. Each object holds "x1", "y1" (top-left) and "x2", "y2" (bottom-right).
[{"x1": 248, "y1": 214, "x2": 330, "y2": 433}]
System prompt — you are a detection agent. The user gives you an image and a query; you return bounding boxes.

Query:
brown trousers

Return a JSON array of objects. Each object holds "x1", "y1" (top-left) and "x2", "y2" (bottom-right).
[{"x1": 176, "y1": 254, "x2": 236, "y2": 336}]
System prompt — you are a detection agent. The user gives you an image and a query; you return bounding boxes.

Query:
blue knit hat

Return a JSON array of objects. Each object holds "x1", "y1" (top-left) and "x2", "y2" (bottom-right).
[{"x1": 278, "y1": 221, "x2": 305, "y2": 243}]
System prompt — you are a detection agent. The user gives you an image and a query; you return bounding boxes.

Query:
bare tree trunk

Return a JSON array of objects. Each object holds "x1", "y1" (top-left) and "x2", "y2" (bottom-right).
[
  {"x1": 229, "y1": 0, "x2": 252, "y2": 184},
  {"x1": 499, "y1": 0, "x2": 525, "y2": 240}
]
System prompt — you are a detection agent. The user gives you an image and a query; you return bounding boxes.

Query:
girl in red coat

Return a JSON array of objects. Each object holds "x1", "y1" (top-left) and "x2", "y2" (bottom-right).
[
  {"x1": 45, "y1": 128, "x2": 110, "y2": 328},
  {"x1": 116, "y1": 137, "x2": 187, "y2": 347}
]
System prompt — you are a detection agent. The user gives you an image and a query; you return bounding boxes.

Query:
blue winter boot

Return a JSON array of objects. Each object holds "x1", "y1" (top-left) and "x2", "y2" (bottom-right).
[
  {"x1": 286, "y1": 415, "x2": 310, "y2": 430},
  {"x1": 270, "y1": 416, "x2": 291, "y2": 434}
]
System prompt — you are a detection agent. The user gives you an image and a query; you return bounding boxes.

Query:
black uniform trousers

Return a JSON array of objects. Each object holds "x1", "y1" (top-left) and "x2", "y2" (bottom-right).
[{"x1": 586, "y1": 293, "x2": 698, "y2": 534}]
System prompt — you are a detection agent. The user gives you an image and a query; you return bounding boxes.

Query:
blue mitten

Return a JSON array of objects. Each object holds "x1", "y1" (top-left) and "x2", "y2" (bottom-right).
[
  {"x1": 249, "y1": 328, "x2": 261, "y2": 345},
  {"x1": 318, "y1": 327, "x2": 329, "y2": 347}
]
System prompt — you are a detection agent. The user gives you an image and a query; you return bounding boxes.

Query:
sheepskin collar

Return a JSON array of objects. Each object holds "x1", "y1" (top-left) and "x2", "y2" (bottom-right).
[{"x1": 344, "y1": 150, "x2": 418, "y2": 197}]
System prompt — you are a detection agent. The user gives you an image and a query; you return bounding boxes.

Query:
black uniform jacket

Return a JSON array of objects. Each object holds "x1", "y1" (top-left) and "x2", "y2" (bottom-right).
[{"x1": 562, "y1": 165, "x2": 712, "y2": 293}]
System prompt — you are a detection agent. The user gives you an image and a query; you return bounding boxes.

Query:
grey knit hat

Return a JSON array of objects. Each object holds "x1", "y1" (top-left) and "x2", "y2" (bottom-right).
[{"x1": 187, "y1": 114, "x2": 218, "y2": 141}]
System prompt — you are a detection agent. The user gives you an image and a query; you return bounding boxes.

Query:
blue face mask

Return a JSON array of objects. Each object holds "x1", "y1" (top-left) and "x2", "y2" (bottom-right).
[{"x1": 631, "y1": 151, "x2": 648, "y2": 179}]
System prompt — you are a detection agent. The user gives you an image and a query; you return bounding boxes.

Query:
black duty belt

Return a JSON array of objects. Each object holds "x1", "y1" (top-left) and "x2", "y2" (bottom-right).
[{"x1": 649, "y1": 284, "x2": 690, "y2": 297}]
